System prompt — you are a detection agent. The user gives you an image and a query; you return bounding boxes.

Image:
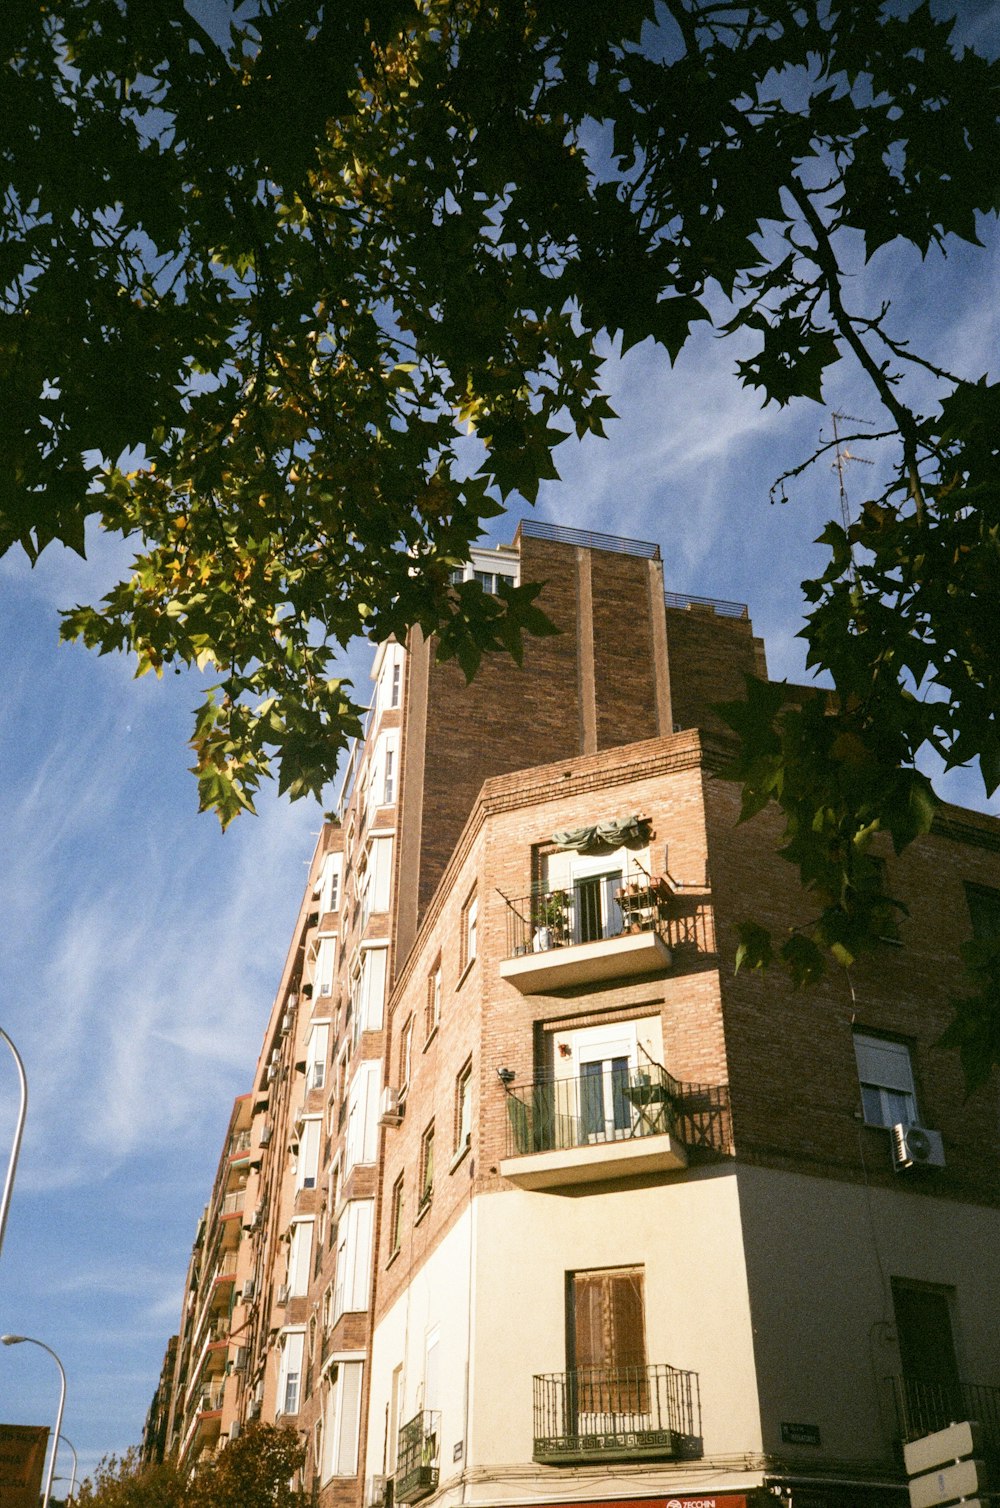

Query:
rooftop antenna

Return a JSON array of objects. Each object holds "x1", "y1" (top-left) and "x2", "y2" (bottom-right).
[{"x1": 829, "y1": 410, "x2": 875, "y2": 535}]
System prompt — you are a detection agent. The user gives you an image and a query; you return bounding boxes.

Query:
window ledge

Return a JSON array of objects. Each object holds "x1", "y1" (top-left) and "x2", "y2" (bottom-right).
[
  {"x1": 414, "y1": 1197, "x2": 433, "y2": 1227},
  {"x1": 449, "y1": 1139, "x2": 471, "y2": 1175},
  {"x1": 423, "y1": 1024, "x2": 439, "y2": 1053},
  {"x1": 456, "y1": 955, "x2": 477, "y2": 992},
  {"x1": 386, "y1": 1246, "x2": 401, "y2": 1270}
]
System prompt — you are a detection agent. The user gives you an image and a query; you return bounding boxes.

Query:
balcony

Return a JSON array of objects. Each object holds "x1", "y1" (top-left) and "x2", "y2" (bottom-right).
[
  {"x1": 533, "y1": 1363, "x2": 702, "y2": 1465},
  {"x1": 393, "y1": 1411, "x2": 440, "y2": 1505},
  {"x1": 500, "y1": 1063, "x2": 731, "y2": 1190},
  {"x1": 500, "y1": 876, "x2": 673, "y2": 993},
  {"x1": 887, "y1": 1375, "x2": 1000, "y2": 1453}
]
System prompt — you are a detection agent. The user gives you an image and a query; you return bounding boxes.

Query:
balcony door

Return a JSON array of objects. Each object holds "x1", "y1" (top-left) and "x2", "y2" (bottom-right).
[
  {"x1": 569, "y1": 1266, "x2": 648, "y2": 1420},
  {"x1": 548, "y1": 1017, "x2": 664, "y2": 1147},
  {"x1": 891, "y1": 1280, "x2": 962, "y2": 1436}
]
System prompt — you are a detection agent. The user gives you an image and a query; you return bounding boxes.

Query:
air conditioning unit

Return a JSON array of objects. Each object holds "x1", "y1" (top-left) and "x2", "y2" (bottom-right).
[
  {"x1": 277, "y1": 1283, "x2": 290, "y2": 1305},
  {"x1": 229, "y1": 1421, "x2": 241, "y2": 1441},
  {"x1": 247, "y1": 1207, "x2": 263, "y2": 1231},
  {"x1": 891, "y1": 1122, "x2": 946, "y2": 1170},
  {"x1": 366, "y1": 1475, "x2": 390, "y2": 1508},
  {"x1": 379, "y1": 1086, "x2": 403, "y2": 1127},
  {"x1": 241, "y1": 1278, "x2": 256, "y2": 1302},
  {"x1": 281, "y1": 1010, "x2": 294, "y2": 1033},
  {"x1": 260, "y1": 1125, "x2": 273, "y2": 1148},
  {"x1": 232, "y1": 1345, "x2": 248, "y2": 1373},
  {"x1": 267, "y1": 1061, "x2": 279, "y2": 1083}
]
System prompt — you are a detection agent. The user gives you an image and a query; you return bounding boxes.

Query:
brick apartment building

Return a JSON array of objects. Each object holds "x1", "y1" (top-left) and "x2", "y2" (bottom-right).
[{"x1": 147, "y1": 519, "x2": 1000, "y2": 1508}]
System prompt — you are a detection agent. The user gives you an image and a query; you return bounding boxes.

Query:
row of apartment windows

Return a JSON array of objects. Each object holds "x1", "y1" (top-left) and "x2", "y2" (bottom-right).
[{"x1": 388, "y1": 1062, "x2": 473, "y2": 1260}]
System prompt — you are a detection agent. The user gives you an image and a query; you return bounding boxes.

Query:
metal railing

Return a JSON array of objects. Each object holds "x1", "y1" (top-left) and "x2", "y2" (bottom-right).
[
  {"x1": 220, "y1": 1190, "x2": 246, "y2": 1217},
  {"x1": 505, "y1": 1066, "x2": 732, "y2": 1160},
  {"x1": 533, "y1": 1363, "x2": 701, "y2": 1463},
  {"x1": 664, "y1": 590, "x2": 749, "y2": 619},
  {"x1": 394, "y1": 1410, "x2": 440, "y2": 1504},
  {"x1": 887, "y1": 1375, "x2": 1000, "y2": 1450},
  {"x1": 229, "y1": 1129, "x2": 252, "y2": 1155},
  {"x1": 504, "y1": 870, "x2": 673, "y2": 958},
  {"x1": 519, "y1": 518, "x2": 661, "y2": 559}
]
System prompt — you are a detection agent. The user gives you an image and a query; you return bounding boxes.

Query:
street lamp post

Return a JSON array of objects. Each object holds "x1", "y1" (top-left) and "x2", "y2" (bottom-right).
[
  {"x1": 0, "y1": 1027, "x2": 28, "y2": 1261},
  {"x1": 57, "y1": 1433, "x2": 79, "y2": 1502},
  {"x1": 1, "y1": 1334, "x2": 67, "y2": 1508}
]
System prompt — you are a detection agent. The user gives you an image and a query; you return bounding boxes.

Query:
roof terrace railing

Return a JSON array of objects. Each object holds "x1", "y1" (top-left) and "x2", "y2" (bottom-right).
[
  {"x1": 664, "y1": 590, "x2": 749, "y2": 619},
  {"x1": 518, "y1": 518, "x2": 661, "y2": 559}
]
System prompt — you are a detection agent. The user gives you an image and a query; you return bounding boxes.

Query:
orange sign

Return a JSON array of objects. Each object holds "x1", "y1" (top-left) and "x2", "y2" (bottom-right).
[{"x1": 0, "y1": 1424, "x2": 50, "y2": 1508}]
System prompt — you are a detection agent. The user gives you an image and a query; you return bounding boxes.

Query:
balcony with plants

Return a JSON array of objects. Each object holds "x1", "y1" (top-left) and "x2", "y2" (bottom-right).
[
  {"x1": 533, "y1": 1362, "x2": 702, "y2": 1465},
  {"x1": 499, "y1": 867, "x2": 676, "y2": 992},
  {"x1": 393, "y1": 1411, "x2": 440, "y2": 1504},
  {"x1": 500, "y1": 1059, "x2": 731, "y2": 1190}
]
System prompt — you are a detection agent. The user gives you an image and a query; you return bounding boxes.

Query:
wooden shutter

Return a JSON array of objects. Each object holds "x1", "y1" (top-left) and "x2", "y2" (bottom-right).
[{"x1": 571, "y1": 1268, "x2": 647, "y2": 1414}]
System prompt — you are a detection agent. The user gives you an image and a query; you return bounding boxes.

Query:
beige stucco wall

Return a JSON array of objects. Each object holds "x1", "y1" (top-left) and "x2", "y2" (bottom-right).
[
  {"x1": 367, "y1": 1168, "x2": 764, "y2": 1507},
  {"x1": 736, "y1": 1161, "x2": 1000, "y2": 1469}
]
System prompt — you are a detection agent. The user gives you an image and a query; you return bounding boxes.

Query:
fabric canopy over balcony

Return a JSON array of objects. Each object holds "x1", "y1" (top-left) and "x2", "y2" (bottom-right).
[{"x1": 550, "y1": 815, "x2": 651, "y2": 852}]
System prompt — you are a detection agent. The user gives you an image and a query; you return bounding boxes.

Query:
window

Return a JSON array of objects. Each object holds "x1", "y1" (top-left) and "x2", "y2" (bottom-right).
[
  {"x1": 569, "y1": 1267, "x2": 647, "y2": 1412},
  {"x1": 462, "y1": 892, "x2": 478, "y2": 973},
  {"x1": 355, "y1": 946, "x2": 387, "y2": 1036},
  {"x1": 541, "y1": 843, "x2": 650, "y2": 946},
  {"x1": 295, "y1": 1117, "x2": 322, "y2": 1190},
  {"x1": 316, "y1": 853, "x2": 342, "y2": 916},
  {"x1": 455, "y1": 1061, "x2": 472, "y2": 1154},
  {"x1": 854, "y1": 1032, "x2": 918, "y2": 1128},
  {"x1": 542, "y1": 1016, "x2": 664, "y2": 1146},
  {"x1": 334, "y1": 1200, "x2": 374, "y2": 1321},
  {"x1": 966, "y1": 883, "x2": 1000, "y2": 943},
  {"x1": 399, "y1": 1016, "x2": 414, "y2": 1096},
  {"x1": 288, "y1": 1219, "x2": 314, "y2": 1297},
  {"x1": 450, "y1": 556, "x2": 519, "y2": 595},
  {"x1": 315, "y1": 935, "x2": 336, "y2": 999},
  {"x1": 322, "y1": 1359, "x2": 364, "y2": 1479},
  {"x1": 426, "y1": 961, "x2": 442, "y2": 1037},
  {"x1": 383, "y1": 745, "x2": 396, "y2": 805},
  {"x1": 307, "y1": 1022, "x2": 330, "y2": 1091},
  {"x1": 277, "y1": 1330, "x2": 305, "y2": 1416},
  {"x1": 419, "y1": 1122, "x2": 435, "y2": 1212},
  {"x1": 361, "y1": 836, "x2": 393, "y2": 925},
  {"x1": 390, "y1": 660, "x2": 402, "y2": 708},
  {"x1": 345, "y1": 1061, "x2": 381, "y2": 1173},
  {"x1": 389, "y1": 1173, "x2": 405, "y2": 1257}
]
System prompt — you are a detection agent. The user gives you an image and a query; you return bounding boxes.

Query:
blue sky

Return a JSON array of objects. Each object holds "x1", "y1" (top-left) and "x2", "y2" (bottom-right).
[{"x1": 1, "y1": 194, "x2": 999, "y2": 1487}]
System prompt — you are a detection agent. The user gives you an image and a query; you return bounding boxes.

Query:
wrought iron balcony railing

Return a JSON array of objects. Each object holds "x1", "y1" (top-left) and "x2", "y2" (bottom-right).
[
  {"x1": 504, "y1": 873, "x2": 673, "y2": 960},
  {"x1": 887, "y1": 1374, "x2": 1000, "y2": 1451},
  {"x1": 533, "y1": 1363, "x2": 702, "y2": 1465},
  {"x1": 505, "y1": 1066, "x2": 732, "y2": 1160},
  {"x1": 393, "y1": 1410, "x2": 440, "y2": 1504}
]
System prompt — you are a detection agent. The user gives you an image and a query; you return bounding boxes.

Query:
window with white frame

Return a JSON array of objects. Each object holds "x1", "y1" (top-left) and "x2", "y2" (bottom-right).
[
  {"x1": 307, "y1": 1022, "x2": 330, "y2": 1092},
  {"x1": 544, "y1": 1015, "x2": 664, "y2": 1143},
  {"x1": 390, "y1": 658, "x2": 402, "y2": 708},
  {"x1": 315, "y1": 935, "x2": 336, "y2": 999},
  {"x1": 542, "y1": 842, "x2": 650, "y2": 946},
  {"x1": 295, "y1": 1116, "x2": 322, "y2": 1191},
  {"x1": 315, "y1": 852, "x2": 342, "y2": 917},
  {"x1": 382, "y1": 735, "x2": 398, "y2": 805},
  {"x1": 276, "y1": 1329, "x2": 305, "y2": 1416},
  {"x1": 399, "y1": 1016, "x2": 414, "y2": 1097},
  {"x1": 426, "y1": 959, "x2": 442, "y2": 1037},
  {"x1": 450, "y1": 551, "x2": 519, "y2": 596},
  {"x1": 354, "y1": 946, "x2": 387, "y2": 1036},
  {"x1": 853, "y1": 1032, "x2": 918, "y2": 1128},
  {"x1": 345, "y1": 1060, "x2": 381, "y2": 1173},
  {"x1": 333, "y1": 1200, "x2": 374, "y2": 1321},
  {"x1": 455, "y1": 1060, "x2": 472, "y2": 1154},
  {"x1": 361, "y1": 836, "x2": 393, "y2": 926},
  {"x1": 462, "y1": 891, "x2": 478, "y2": 972},
  {"x1": 321, "y1": 1359, "x2": 364, "y2": 1479},
  {"x1": 288, "y1": 1219, "x2": 314, "y2": 1297}
]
